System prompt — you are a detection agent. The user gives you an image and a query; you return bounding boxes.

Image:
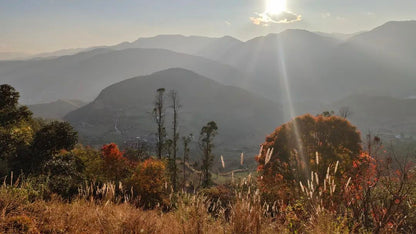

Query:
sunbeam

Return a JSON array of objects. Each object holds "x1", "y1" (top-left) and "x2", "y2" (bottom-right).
[{"x1": 276, "y1": 38, "x2": 310, "y2": 177}]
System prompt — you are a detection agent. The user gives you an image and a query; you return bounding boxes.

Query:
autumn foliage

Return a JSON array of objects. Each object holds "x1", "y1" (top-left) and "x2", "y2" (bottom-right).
[
  {"x1": 256, "y1": 114, "x2": 362, "y2": 201},
  {"x1": 101, "y1": 143, "x2": 132, "y2": 181},
  {"x1": 255, "y1": 114, "x2": 416, "y2": 232},
  {"x1": 130, "y1": 158, "x2": 168, "y2": 208}
]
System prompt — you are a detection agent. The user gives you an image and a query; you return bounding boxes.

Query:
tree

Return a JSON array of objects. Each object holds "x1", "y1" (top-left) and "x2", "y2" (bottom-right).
[
  {"x1": 100, "y1": 143, "x2": 131, "y2": 182},
  {"x1": 199, "y1": 121, "x2": 218, "y2": 188},
  {"x1": 320, "y1": 110, "x2": 334, "y2": 117},
  {"x1": 0, "y1": 85, "x2": 81, "y2": 178},
  {"x1": 8, "y1": 120, "x2": 77, "y2": 174},
  {"x1": 27, "y1": 121, "x2": 78, "y2": 172},
  {"x1": 256, "y1": 114, "x2": 362, "y2": 200},
  {"x1": 0, "y1": 84, "x2": 32, "y2": 127},
  {"x1": 130, "y1": 158, "x2": 168, "y2": 209},
  {"x1": 72, "y1": 145, "x2": 103, "y2": 182},
  {"x1": 169, "y1": 90, "x2": 181, "y2": 191},
  {"x1": 182, "y1": 133, "x2": 192, "y2": 190},
  {"x1": 41, "y1": 150, "x2": 85, "y2": 199},
  {"x1": 152, "y1": 88, "x2": 166, "y2": 159},
  {"x1": 0, "y1": 84, "x2": 33, "y2": 175},
  {"x1": 338, "y1": 106, "x2": 352, "y2": 119}
]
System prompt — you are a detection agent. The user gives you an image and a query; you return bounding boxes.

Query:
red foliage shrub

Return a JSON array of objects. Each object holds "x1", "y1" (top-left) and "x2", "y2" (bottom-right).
[{"x1": 101, "y1": 143, "x2": 132, "y2": 181}]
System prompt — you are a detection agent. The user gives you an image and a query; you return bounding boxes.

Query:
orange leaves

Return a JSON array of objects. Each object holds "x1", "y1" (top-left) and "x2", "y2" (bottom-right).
[
  {"x1": 256, "y1": 114, "x2": 362, "y2": 201},
  {"x1": 101, "y1": 143, "x2": 125, "y2": 161},
  {"x1": 100, "y1": 143, "x2": 131, "y2": 181},
  {"x1": 130, "y1": 158, "x2": 168, "y2": 208},
  {"x1": 139, "y1": 159, "x2": 166, "y2": 191},
  {"x1": 350, "y1": 152, "x2": 378, "y2": 191}
]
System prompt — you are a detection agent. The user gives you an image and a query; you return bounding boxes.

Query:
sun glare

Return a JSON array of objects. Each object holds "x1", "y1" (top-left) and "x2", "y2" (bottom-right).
[{"x1": 266, "y1": 0, "x2": 286, "y2": 15}]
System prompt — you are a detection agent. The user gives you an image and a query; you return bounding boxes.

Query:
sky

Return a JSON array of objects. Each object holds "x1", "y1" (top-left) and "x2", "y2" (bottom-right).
[{"x1": 0, "y1": 0, "x2": 415, "y2": 54}]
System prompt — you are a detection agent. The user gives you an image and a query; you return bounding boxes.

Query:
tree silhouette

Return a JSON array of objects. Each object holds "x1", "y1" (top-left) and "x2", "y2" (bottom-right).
[
  {"x1": 0, "y1": 84, "x2": 32, "y2": 127},
  {"x1": 182, "y1": 133, "x2": 192, "y2": 190},
  {"x1": 30, "y1": 121, "x2": 78, "y2": 172},
  {"x1": 169, "y1": 90, "x2": 180, "y2": 191},
  {"x1": 0, "y1": 84, "x2": 33, "y2": 175},
  {"x1": 152, "y1": 88, "x2": 166, "y2": 159},
  {"x1": 339, "y1": 106, "x2": 352, "y2": 119},
  {"x1": 199, "y1": 121, "x2": 218, "y2": 188}
]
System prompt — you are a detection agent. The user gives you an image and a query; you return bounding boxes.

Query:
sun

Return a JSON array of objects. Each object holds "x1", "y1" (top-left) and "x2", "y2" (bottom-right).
[{"x1": 265, "y1": 0, "x2": 287, "y2": 15}]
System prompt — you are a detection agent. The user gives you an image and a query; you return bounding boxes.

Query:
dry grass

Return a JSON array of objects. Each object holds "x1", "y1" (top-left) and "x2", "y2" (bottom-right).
[
  {"x1": 0, "y1": 176, "x2": 281, "y2": 234},
  {"x1": 0, "y1": 170, "x2": 407, "y2": 233},
  {"x1": 1, "y1": 197, "x2": 207, "y2": 233},
  {"x1": 0, "y1": 181, "x2": 227, "y2": 234}
]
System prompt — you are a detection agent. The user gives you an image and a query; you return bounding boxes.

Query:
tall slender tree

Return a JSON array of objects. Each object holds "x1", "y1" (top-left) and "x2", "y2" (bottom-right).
[
  {"x1": 182, "y1": 133, "x2": 192, "y2": 190},
  {"x1": 169, "y1": 90, "x2": 181, "y2": 191},
  {"x1": 152, "y1": 88, "x2": 166, "y2": 159},
  {"x1": 199, "y1": 121, "x2": 218, "y2": 188}
]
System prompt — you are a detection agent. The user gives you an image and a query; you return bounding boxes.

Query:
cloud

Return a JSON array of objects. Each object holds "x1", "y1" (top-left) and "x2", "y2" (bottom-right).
[{"x1": 250, "y1": 11, "x2": 302, "y2": 26}]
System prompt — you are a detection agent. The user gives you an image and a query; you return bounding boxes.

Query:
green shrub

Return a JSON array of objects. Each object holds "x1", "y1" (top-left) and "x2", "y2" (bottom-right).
[{"x1": 40, "y1": 151, "x2": 85, "y2": 199}]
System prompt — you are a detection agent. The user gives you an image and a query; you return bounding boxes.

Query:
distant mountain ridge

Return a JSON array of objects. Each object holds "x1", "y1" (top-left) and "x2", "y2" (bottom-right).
[
  {"x1": 114, "y1": 35, "x2": 243, "y2": 57},
  {"x1": 328, "y1": 94, "x2": 416, "y2": 139},
  {"x1": 1, "y1": 47, "x2": 248, "y2": 104},
  {"x1": 28, "y1": 99, "x2": 86, "y2": 119},
  {"x1": 0, "y1": 35, "x2": 242, "y2": 61},
  {"x1": 209, "y1": 29, "x2": 340, "y2": 102},
  {"x1": 1, "y1": 20, "x2": 416, "y2": 113}
]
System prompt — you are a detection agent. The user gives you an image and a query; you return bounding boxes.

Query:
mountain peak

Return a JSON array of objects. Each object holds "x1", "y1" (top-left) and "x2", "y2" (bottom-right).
[
  {"x1": 65, "y1": 67, "x2": 282, "y2": 150},
  {"x1": 354, "y1": 20, "x2": 416, "y2": 38},
  {"x1": 380, "y1": 20, "x2": 416, "y2": 27},
  {"x1": 279, "y1": 29, "x2": 313, "y2": 35},
  {"x1": 149, "y1": 67, "x2": 200, "y2": 77}
]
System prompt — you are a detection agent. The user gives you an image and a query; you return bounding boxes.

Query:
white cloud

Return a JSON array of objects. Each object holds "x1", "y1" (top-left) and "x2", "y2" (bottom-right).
[{"x1": 250, "y1": 11, "x2": 302, "y2": 26}]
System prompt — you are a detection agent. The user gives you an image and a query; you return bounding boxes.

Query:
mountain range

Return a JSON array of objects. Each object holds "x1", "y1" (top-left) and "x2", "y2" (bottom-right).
[
  {"x1": 1, "y1": 48, "x2": 247, "y2": 104},
  {"x1": 2, "y1": 20, "x2": 416, "y2": 151},
  {"x1": 2, "y1": 20, "x2": 415, "y2": 105}
]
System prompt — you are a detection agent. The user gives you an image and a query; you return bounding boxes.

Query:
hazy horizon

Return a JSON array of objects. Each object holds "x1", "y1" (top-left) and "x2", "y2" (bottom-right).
[{"x1": 1, "y1": 0, "x2": 415, "y2": 55}]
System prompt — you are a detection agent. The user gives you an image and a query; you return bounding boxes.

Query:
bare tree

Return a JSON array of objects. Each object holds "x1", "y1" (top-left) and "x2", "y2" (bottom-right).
[
  {"x1": 339, "y1": 106, "x2": 352, "y2": 119},
  {"x1": 182, "y1": 134, "x2": 192, "y2": 190},
  {"x1": 152, "y1": 88, "x2": 166, "y2": 159},
  {"x1": 169, "y1": 90, "x2": 181, "y2": 191}
]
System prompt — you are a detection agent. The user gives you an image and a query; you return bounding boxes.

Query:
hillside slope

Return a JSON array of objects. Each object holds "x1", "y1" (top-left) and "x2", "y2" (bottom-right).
[{"x1": 65, "y1": 68, "x2": 283, "y2": 157}]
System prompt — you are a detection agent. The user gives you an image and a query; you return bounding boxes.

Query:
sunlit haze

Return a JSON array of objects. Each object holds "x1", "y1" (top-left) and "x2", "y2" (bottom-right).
[{"x1": 0, "y1": 0, "x2": 415, "y2": 54}]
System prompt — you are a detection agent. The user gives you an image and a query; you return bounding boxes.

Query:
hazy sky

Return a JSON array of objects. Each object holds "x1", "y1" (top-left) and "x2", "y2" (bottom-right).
[{"x1": 1, "y1": 0, "x2": 415, "y2": 54}]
